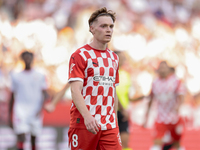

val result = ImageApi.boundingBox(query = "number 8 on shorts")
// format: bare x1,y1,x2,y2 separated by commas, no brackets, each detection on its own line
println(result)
72,134,78,147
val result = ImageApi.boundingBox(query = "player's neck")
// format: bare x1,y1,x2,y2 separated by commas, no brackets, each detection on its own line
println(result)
89,40,107,50
24,66,31,70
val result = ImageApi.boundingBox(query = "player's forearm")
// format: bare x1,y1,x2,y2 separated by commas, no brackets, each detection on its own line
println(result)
129,95,145,102
52,82,70,105
176,95,184,111
8,93,14,120
8,93,14,117
52,87,66,105
71,89,91,118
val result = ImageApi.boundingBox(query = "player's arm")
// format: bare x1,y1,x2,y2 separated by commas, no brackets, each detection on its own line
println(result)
143,94,153,127
70,80,100,134
8,92,14,128
129,95,146,102
176,80,185,112
176,94,184,112
45,82,70,112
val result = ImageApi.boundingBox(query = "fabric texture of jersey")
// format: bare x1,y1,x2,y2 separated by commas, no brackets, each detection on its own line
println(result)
151,75,185,124
11,69,47,126
68,44,119,130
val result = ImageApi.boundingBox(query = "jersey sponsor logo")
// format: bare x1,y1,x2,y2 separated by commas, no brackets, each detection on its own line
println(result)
70,63,75,74
93,76,115,86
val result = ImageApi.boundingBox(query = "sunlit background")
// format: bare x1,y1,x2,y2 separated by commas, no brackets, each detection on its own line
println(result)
1,0,200,150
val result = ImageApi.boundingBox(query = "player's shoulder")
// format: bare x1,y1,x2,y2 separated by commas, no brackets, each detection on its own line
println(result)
108,49,119,60
73,44,90,54
71,44,91,60
31,69,46,78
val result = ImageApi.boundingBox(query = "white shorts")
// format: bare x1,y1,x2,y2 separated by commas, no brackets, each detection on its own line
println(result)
13,113,43,136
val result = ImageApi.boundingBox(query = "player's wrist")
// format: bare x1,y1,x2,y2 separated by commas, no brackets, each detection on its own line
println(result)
82,112,92,119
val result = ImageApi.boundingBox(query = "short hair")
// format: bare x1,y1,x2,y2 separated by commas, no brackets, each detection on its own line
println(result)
88,7,116,26
20,51,33,59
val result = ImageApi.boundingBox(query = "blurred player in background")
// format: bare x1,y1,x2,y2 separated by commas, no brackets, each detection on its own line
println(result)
115,51,132,150
144,61,185,150
67,7,122,150
8,51,48,150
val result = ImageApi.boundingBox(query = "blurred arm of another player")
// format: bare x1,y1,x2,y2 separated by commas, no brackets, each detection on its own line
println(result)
8,92,14,128
118,99,129,122
143,94,153,128
129,95,146,102
70,80,100,134
44,82,70,113
176,94,184,113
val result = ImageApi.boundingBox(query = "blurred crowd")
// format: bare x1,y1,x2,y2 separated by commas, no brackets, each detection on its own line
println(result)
1,0,200,127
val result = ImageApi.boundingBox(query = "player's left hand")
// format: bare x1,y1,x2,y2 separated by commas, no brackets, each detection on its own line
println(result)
44,102,55,113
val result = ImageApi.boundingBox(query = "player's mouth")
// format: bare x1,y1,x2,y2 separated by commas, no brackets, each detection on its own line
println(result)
105,35,111,38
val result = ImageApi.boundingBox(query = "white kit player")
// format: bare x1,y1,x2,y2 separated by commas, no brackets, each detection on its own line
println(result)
8,51,48,150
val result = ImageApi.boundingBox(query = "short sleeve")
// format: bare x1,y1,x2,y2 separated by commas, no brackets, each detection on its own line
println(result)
68,53,86,83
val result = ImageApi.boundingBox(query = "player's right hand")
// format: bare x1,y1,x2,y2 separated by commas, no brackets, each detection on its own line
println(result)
84,115,100,134
44,103,55,113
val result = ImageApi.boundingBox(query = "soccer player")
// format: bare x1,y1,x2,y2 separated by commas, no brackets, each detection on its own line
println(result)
67,7,122,150
144,61,185,150
44,82,70,112
8,51,48,150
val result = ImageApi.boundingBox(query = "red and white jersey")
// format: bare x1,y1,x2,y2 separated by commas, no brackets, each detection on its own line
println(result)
68,44,119,130
151,75,185,124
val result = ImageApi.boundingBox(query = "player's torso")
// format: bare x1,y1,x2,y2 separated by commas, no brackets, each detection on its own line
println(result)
70,46,119,130
13,70,43,104
152,76,179,104
152,76,180,123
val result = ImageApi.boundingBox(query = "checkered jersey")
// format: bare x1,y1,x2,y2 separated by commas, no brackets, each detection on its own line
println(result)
68,44,119,130
151,75,185,124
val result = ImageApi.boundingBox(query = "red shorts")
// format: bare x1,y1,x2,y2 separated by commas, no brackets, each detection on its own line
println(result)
153,118,184,142
68,127,122,150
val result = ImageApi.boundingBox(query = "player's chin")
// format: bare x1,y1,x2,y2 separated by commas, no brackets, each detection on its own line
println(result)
103,39,111,43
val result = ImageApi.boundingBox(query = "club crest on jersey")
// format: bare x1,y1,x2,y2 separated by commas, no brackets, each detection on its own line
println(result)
70,63,75,73
112,61,117,70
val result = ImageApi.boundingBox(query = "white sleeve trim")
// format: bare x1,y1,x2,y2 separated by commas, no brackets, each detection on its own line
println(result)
68,77,84,83
115,83,119,86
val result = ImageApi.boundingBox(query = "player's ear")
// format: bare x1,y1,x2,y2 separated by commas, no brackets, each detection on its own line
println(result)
89,25,94,34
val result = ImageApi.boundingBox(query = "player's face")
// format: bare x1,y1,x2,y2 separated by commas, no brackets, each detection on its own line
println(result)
91,16,114,44
158,63,170,78
23,54,33,67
